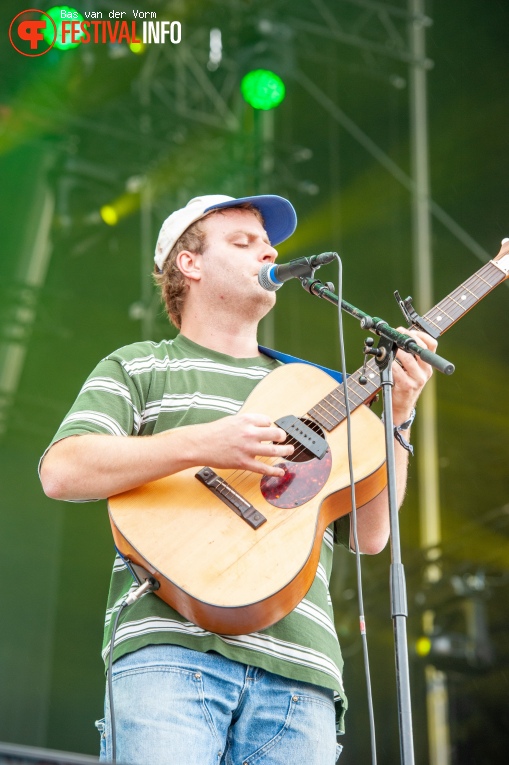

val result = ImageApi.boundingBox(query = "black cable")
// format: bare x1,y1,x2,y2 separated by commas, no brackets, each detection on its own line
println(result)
107,578,157,764
107,600,128,765
334,253,377,765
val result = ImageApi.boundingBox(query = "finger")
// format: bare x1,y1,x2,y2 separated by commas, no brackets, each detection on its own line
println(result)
241,413,274,427
397,326,438,352
256,442,294,459
394,351,431,384
395,330,436,377
244,457,287,478
256,426,288,443
242,417,289,443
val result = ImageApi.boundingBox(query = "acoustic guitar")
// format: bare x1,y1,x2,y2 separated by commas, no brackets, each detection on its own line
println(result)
108,241,509,635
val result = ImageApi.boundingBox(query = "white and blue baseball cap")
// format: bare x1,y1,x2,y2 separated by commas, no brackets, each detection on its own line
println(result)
154,194,297,271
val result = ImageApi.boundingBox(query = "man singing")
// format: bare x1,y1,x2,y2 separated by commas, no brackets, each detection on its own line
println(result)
40,194,436,764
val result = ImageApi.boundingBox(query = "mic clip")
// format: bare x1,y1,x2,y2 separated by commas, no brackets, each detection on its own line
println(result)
300,276,335,295
359,337,386,385
394,290,440,339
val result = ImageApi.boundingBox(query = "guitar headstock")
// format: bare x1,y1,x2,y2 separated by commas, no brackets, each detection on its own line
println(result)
492,238,509,277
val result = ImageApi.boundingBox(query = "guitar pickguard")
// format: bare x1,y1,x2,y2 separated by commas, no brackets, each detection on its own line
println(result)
260,448,332,509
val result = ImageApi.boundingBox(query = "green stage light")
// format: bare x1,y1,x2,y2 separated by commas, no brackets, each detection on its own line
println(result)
42,6,85,50
241,69,286,110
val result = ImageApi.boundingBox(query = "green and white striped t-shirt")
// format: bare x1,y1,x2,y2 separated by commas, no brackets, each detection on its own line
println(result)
46,333,349,731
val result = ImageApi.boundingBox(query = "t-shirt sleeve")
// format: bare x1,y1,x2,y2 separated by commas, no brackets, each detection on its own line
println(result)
51,356,142,441
39,355,144,486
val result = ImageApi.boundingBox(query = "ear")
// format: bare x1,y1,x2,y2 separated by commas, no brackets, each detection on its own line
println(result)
176,250,202,282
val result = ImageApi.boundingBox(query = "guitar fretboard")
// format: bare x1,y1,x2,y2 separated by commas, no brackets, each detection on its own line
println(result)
308,259,507,432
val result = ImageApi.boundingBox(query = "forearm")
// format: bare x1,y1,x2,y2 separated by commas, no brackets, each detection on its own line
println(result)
351,437,410,554
40,428,211,501
40,413,294,502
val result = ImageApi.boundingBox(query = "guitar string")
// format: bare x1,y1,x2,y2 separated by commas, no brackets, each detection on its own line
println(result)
218,419,329,499
222,433,305,495
426,268,496,325
214,372,387,504
225,420,326,488
219,386,371,498
216,368,379,497
219,429,314,497
228,418,325,487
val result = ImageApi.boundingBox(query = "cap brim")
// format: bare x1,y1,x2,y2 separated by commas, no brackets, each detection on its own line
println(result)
204,194,297,246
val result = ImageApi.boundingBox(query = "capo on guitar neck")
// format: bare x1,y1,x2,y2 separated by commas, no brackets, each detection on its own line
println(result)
394,290,441,339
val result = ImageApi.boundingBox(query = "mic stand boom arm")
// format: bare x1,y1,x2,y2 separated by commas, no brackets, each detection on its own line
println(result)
299,275,454,765
300,276,454,375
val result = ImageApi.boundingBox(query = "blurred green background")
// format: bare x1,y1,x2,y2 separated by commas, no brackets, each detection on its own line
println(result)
1,1,508,763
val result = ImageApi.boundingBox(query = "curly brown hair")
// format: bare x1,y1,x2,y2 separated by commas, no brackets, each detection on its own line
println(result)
154,203,264,329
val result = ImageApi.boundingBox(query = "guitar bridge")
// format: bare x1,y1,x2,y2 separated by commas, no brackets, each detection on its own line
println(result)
195,467,267,529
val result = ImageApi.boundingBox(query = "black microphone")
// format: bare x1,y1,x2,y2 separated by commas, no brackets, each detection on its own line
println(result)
258,252,336,292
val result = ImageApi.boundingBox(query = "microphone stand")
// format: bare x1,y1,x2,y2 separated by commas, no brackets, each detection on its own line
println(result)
299,274,454,765
300,277,454,375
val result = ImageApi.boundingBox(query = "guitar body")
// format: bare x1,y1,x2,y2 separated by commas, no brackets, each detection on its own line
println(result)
108,363,387,635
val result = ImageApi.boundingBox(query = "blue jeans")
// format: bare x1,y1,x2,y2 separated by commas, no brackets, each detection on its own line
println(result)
96,644,342,764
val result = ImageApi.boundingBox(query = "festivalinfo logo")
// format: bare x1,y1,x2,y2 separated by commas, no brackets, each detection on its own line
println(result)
9,6,182,57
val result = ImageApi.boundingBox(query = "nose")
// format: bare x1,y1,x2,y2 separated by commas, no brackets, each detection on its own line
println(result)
261,242,278,263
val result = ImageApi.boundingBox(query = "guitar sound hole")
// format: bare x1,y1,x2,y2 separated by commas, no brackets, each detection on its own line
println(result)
284,418,325,463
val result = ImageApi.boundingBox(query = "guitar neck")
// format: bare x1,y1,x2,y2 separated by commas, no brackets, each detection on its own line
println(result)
308,253,509,432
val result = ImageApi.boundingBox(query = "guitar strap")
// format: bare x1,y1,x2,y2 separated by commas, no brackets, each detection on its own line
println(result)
258,345,343,383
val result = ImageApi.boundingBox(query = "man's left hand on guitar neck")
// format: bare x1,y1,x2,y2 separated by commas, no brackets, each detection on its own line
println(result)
391,327,438,425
